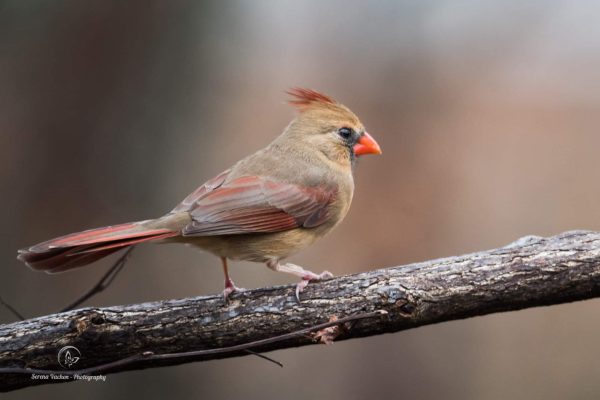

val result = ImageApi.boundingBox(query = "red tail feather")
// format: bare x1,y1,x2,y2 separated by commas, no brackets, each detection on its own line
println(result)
18,222,178,273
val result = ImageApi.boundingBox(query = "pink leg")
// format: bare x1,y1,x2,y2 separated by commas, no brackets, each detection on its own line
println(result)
221,257,244,302
266,260,333,301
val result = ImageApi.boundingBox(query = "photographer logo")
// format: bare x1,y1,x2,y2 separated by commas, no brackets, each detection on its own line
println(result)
57,346,81,369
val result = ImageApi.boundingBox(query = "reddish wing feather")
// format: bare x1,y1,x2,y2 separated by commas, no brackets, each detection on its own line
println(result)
171,169,231,213
182,176,336,236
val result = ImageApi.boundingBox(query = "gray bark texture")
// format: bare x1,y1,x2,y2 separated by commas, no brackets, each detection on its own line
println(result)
1,230,599,391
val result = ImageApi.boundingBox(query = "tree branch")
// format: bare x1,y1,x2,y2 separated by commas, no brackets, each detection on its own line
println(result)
1,230,599,391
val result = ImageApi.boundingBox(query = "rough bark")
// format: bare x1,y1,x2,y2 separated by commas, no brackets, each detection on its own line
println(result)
1,230,599,391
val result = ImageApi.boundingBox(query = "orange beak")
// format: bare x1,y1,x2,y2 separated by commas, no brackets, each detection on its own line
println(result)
353,132,382,156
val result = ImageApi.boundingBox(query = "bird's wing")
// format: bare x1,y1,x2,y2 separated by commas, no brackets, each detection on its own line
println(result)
171,169,231,213
180,175,336,236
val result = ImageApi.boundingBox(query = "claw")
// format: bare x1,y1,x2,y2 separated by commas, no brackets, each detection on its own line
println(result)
295,280,308,302
295,270,333,302
222,278,245,304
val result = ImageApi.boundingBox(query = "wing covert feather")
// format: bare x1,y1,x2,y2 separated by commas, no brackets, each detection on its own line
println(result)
180,176,336,236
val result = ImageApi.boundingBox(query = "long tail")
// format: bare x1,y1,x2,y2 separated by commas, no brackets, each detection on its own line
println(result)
17,221,178,273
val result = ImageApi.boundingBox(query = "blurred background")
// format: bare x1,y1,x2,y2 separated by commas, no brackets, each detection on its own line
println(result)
1,0,599,398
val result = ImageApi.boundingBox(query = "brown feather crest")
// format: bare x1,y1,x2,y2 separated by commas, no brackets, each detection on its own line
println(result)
286,87,337,111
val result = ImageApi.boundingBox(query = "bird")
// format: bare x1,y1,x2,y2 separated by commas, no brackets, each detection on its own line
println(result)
17,88,382,301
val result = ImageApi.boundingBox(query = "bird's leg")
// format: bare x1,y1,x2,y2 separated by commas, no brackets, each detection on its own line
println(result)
221,257,244,302
266,260,333,301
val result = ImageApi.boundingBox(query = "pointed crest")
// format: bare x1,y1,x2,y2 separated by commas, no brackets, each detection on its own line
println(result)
286,87,337,112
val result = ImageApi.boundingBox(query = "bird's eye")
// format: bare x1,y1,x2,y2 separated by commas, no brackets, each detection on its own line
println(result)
338,127,353,139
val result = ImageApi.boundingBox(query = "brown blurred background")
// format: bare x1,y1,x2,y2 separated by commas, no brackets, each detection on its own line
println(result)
1,1,599,399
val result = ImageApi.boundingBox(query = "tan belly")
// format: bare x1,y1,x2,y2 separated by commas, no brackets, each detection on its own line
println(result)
175,227,324,262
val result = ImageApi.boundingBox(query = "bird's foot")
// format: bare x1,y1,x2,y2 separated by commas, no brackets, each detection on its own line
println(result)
295,270,333,302
265,260,334,302
222,278,245,303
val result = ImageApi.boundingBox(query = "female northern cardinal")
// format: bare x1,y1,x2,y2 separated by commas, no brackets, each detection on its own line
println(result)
17,88,381,300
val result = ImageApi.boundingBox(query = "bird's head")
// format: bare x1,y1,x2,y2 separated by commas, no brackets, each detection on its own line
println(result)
282,88,381,166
